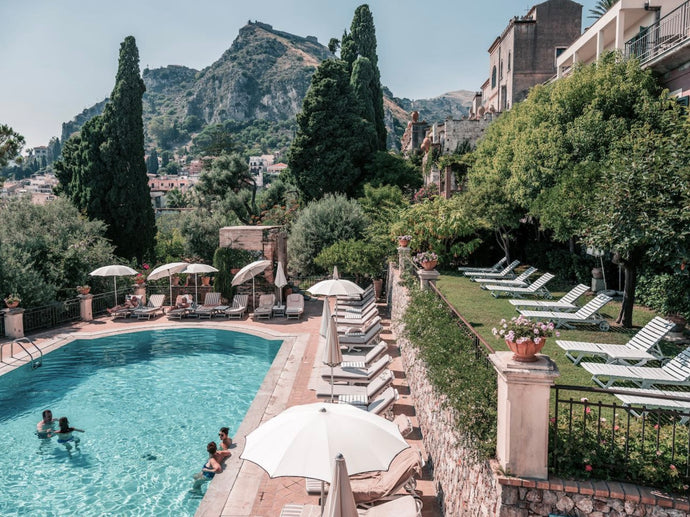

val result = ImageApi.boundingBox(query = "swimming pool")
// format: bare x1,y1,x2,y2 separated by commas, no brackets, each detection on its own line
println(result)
0,327,282,516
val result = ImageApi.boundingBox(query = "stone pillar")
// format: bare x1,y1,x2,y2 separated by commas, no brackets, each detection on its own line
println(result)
79,294,93,321
133,285,146,304
418,269,440,291
3,308,25,338
489,351,559,479
397,246,410,270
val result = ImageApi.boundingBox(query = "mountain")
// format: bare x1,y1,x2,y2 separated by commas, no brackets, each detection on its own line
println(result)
61,22,473,155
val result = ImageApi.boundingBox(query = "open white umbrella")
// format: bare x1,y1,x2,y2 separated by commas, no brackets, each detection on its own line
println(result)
323,315,342,403
147,262,188,306
180,263,219,304
322,454,358,517
241,402,408,513
274,261,288,306
89,265,139,306
231,259,271,308
309,270,363,316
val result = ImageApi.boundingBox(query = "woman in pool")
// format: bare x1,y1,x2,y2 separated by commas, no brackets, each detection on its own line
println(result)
54,417,84,449
217,427,232,459
196,442,222,480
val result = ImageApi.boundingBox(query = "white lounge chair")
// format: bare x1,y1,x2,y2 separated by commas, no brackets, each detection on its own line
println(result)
484,273,554,298
509,283,589,311
475,267,538,287
252,294,275,320
348,387,399,418
285,293,304,319
518,293,613,330
321,354,392,385
280,495,421,517
581,346,690,388
613,387,690,423
341,341,387,365
315,370,394,401
338,321,383,348
167,294,193,319
223,294,249,319
337,315,382,335
133,294,166,320
464,259,519,279
335,304,379,323
109,294,142,319
458,257,507,273
338,285,375,307
556,316,675,365
191,292,222,318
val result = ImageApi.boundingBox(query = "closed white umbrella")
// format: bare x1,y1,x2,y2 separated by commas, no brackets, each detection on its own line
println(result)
274,261,288,306
320,298,331,338
147,262,188,306
180,263,219,304
232,259,271,308
322,454,358,517
89,265,139,306
323,315,342,403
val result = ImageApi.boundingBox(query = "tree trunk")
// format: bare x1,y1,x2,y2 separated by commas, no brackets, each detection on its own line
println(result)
616,263,637,327
495,227,511,264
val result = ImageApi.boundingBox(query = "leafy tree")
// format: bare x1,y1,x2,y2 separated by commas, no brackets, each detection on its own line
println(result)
315,240,387,282
0,197,116,306
288,194,369,275
212,246,253,301
288,59,376,200
146,148,159,174
589,0,619,19
0,125,25,168
165,188,190,208
363,151,422,194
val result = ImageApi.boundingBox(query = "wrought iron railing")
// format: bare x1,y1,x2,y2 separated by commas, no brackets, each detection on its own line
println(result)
625,1,690,65
551,384,689,491
22,299,82,333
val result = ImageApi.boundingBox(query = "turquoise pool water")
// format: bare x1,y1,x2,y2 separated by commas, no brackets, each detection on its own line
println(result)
0,328,282,516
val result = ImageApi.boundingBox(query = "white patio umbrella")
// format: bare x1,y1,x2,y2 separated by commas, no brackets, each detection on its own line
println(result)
89,264,139,306
146,262,188,306
180,263,219,304
322,454,358,517
231,259,271,308
241,402,408,514
309,270,364,316
323,315,342,403
319,298,331,338
274,261,288,306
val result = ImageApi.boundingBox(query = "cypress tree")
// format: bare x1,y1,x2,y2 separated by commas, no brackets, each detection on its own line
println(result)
147,148,159,175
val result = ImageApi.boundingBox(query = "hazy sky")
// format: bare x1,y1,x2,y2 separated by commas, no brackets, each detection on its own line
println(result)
0,0,599,149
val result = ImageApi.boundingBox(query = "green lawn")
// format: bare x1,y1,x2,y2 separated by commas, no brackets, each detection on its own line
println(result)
436,270,669,389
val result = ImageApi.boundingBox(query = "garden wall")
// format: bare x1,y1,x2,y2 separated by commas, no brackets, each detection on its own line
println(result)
389,266,690,517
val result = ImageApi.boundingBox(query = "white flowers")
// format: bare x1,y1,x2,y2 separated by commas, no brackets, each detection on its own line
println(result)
492,316,559,344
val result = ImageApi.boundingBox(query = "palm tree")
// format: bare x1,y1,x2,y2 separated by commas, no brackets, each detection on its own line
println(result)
588,0,619,20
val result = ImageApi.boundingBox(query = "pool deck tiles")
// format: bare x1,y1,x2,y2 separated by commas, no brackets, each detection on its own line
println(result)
0,298,440,517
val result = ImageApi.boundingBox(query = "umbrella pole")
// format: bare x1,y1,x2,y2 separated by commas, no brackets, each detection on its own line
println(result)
195,273,198,305
321,480,325,515
252,276,255,309
168,272,173,308
330,366,335,403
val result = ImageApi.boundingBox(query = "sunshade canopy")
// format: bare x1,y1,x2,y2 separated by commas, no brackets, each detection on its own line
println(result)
308,279,363,298
231,260,271,286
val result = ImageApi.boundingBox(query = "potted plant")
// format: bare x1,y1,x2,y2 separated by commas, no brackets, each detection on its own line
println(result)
492,316,559,362
397,235,412,248
414,251,439,271
134,273,146,286
76,285,91,295
4,293,21,309
201,275,211,286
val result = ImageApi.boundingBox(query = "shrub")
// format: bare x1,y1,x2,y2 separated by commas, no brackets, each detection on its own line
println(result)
637,273,690,319
213,247,254,301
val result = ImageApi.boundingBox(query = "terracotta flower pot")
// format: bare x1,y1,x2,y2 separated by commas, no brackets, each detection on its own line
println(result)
77,286,91,295
201,276,211,286
5,300,19,309
421,260,437,271
505,337,546,362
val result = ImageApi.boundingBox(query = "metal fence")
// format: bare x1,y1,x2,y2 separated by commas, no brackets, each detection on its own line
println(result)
22,298,82,334
625,0,690,65
550,384,689,490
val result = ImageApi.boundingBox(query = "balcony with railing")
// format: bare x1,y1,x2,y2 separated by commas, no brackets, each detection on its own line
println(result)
625,1,690,72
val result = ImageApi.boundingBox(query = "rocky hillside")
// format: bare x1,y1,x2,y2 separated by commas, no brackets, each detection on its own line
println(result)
61,21,472,154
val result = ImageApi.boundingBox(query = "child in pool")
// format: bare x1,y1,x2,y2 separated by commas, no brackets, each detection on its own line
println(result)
54,416,84,450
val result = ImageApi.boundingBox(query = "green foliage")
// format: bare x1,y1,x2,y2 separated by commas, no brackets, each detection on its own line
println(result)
362,151,422,194
165,188,190,208
0,125,25,168
588,0,619,19
288,194,369,275
636,273,690,319
146,148,159,174
403,288,497,458
315,239,387,280
212,247,253,301
154,213,186,264
0,197,116,306
287,59,376,200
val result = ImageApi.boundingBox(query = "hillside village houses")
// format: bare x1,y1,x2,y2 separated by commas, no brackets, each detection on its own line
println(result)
414,0,690,197
1,173,58,205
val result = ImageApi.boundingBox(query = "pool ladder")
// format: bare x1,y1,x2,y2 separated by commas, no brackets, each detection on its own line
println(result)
1,337,43,369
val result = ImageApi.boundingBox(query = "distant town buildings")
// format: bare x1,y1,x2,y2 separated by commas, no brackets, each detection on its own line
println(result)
1,173,58,205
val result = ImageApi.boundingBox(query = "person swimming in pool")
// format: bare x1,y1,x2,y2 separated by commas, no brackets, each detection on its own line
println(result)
36,409,57,439
54,416,84,450
217,427,232,459
194,442,222,481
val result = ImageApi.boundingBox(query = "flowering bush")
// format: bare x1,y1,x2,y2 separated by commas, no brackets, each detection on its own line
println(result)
76,285,90,294
397,235,412,242
492,315,558,343
415,251,438,264
134,273,146,285
4,293,20,304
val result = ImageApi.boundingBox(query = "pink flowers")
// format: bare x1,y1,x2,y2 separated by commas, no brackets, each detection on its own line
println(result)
491,316,559,344
585,464,593,472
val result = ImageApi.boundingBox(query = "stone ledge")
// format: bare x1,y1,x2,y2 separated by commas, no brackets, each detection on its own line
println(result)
497,476,689,510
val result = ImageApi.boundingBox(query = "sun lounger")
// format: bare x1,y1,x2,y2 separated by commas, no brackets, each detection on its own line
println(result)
484,273,554,298
464,259,519,279
167,294,194,319
338,285,375,307
285,293,305,319
280,496,422,517
458,257,507,273
581,346,690,388
322,354,392,385
133,294,166,320
341,341,387,365
305,447,424,506
556,316,675,365
315,370,394,401
252,294,275,320
337,316,382,335
110,295,142,319
613,387,690,423
220,294,248,319
518,293,613,331
338,322,383,348
335,304,379,322
340,387,399,419
508,283,589,312
191,292,222,318
475,267,537,287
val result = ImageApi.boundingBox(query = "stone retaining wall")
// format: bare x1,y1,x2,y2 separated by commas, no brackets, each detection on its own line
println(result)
389,267,690,517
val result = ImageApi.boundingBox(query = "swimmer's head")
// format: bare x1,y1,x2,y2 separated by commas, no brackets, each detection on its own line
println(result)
207,442,217,455
42,409,52,421
58,417,69,432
